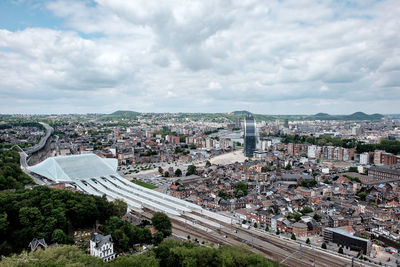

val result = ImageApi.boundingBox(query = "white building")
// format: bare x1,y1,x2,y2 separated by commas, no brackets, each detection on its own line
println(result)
90,233,116,261
307,145,317,158
360,153,369,165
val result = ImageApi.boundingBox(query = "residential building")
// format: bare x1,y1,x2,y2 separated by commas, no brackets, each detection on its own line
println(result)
90,233,116,262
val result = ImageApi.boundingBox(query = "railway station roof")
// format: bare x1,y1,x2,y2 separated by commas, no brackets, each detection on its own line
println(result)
28,154,118,183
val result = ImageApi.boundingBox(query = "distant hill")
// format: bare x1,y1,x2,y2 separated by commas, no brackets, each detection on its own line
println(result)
307,112,383,121
232,110,252,115
98,110,140,121
97,110,383,122
110,110,140,117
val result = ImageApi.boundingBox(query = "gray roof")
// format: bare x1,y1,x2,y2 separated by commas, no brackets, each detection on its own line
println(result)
29,238,48,251
324,227,369,242
91,233,113,248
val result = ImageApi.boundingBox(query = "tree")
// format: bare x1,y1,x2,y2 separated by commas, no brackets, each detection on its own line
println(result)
300,206,314,214
253,222,258,228
321,242,327,249
276,230,280,235
291,233,296,240
242,220,247,224
51,229,69,244
235,181,248,197
0,213,9,236
187,235,191,240
265,226,269,232
186,165,196,176
113,229,130,251
111,199,128,217
114,253,159,266
0,245,103,266
164,171,170,177
205,160,211,167
152,212,172,237
349,166,358,173
357,192,367,201
153,231,164,245
338,246,344,254
174,169,182,177
158,167,164,174
313,213,322,221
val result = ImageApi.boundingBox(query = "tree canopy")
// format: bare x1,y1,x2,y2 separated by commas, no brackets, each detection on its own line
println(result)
174,169,182,177
0,186,117,256
151,212,172,238
99,216,152,252
186,165,196,176
0,150,34,190
235,181,248,198
0,240,281,267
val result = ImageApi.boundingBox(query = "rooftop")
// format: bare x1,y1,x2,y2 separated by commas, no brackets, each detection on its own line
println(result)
28,154,118,183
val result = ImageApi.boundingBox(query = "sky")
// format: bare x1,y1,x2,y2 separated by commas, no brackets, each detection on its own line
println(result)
0,0,399,115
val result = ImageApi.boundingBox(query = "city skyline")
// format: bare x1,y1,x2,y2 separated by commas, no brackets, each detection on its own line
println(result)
0,0,399,114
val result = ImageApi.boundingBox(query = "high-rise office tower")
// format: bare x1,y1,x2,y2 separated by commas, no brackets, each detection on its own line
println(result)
284,119,289,128
235,117,241,129
244,114,256,157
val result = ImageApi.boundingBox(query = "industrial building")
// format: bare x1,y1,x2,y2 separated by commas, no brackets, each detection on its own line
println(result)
323,227,371,255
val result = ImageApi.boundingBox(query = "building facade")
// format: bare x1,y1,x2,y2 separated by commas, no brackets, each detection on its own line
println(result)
90,233,116,261
323,228,371,255
244,114,256,157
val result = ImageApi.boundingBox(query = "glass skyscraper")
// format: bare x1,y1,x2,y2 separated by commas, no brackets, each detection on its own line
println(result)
244,114,256,157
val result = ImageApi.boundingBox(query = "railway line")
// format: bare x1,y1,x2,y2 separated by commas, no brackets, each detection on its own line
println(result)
143,208,371,267
191,210,375,267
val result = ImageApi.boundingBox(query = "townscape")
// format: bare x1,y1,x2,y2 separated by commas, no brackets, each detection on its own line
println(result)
1,111,400,266
1,1,400,266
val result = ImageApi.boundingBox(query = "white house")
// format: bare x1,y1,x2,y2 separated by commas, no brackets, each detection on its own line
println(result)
90,233,116,262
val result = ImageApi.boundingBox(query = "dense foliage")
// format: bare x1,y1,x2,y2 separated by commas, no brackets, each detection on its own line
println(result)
300,179,317,188
186,165,196,176
0,186,124,256
151,212,172,238
0,150,34,190
278,134,400,155
99,216,152,252
0,240,281,267
235,181,248,197
279,134,357,148
356,139,400,155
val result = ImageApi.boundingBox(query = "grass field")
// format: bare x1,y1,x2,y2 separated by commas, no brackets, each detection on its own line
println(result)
131,180,158,189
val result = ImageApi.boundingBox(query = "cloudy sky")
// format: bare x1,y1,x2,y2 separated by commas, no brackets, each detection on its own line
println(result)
0,0,399,114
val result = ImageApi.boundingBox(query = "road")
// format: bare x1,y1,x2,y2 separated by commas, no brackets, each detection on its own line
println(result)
25,122,53,155
17,122,53,185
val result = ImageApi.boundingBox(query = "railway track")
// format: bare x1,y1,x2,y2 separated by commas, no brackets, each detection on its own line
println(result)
191,211,374,267
142,208,375,267
141,208,236,246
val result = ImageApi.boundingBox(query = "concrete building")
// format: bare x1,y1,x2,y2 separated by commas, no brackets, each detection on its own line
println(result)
359,153,370,165
307,145,316,158
323,228,371,255
368,165,400,181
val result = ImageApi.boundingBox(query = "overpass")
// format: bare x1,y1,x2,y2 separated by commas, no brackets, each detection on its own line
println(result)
25,122,54,155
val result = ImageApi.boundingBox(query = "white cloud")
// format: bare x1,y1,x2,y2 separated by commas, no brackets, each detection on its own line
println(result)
0,0,399,114
320,85,329,92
